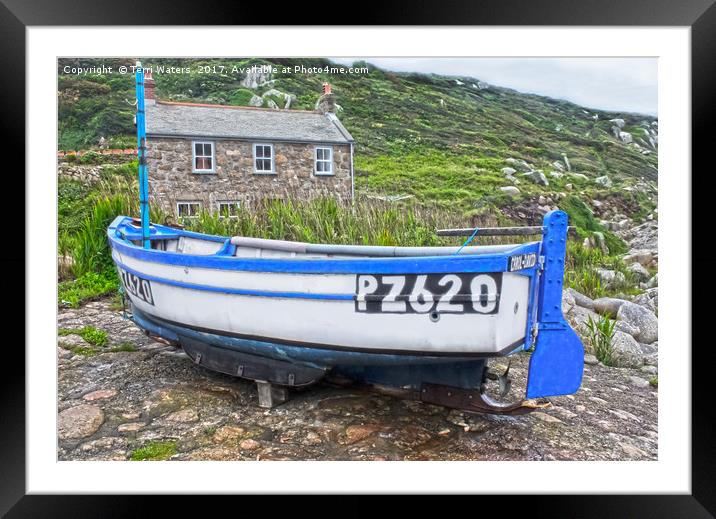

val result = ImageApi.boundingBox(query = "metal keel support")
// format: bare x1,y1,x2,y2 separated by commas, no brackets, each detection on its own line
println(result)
526,210,584,399
135,61,151,249
256,381,289,408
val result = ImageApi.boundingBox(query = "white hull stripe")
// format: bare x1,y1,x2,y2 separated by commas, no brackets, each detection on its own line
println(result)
116,260,353,301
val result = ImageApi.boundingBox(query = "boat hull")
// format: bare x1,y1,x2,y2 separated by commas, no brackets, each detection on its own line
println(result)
113,250,533,356
108,210,584,400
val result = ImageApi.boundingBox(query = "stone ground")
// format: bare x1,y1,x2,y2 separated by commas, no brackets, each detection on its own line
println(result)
57,300,657,461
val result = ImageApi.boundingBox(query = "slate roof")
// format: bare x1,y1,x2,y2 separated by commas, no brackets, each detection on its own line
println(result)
146,101,354,144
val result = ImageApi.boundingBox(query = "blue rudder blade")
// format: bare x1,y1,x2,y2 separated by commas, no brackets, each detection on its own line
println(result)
526,210,584,399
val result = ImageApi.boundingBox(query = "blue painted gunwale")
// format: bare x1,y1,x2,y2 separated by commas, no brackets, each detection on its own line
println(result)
108,215,543,275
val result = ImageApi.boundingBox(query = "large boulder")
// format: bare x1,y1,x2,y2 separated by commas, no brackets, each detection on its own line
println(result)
566,288,595,310
611,331,656,368
628,262,651,282
632,287,658,313
527,170,549,186
623,250,655,268
617,301,658,344
609,118,626,129
619,131,633,144
500,186,520,197
505,158,532,172
593,297,628,317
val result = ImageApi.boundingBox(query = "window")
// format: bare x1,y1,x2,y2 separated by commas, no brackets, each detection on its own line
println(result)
253,143,274,173
177,202,201,218
315,146,333,175
192,141,215,173
217,201,240,218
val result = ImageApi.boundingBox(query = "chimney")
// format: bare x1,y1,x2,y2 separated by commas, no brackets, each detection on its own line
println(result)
316,82,336,113
144,68,156,105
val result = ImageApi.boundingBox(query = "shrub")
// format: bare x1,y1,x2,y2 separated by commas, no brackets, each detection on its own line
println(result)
584,314,617,366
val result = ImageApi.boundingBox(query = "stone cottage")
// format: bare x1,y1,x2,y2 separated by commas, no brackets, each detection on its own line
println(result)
143,74,355,218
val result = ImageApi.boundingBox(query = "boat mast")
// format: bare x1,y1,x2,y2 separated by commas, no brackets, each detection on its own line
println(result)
135,60,151,249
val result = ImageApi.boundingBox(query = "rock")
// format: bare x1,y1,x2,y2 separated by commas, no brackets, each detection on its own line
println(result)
628,262,650,282
117,422,146,432
595,176,612,188
628,376,651,389
584,354,599,365
501,167,517,176
611,331,653,367
83,389,118,401
562,154,571,171
166,408,199,423
646,274,658,288
565,183,573,191
623,250,654,267
640,365,658,375
631,287,658,313
565,288,594,310
58,404,104,440
569,305,600,334
562,289,576,314
609,118,626,129
240,439,261,451
616,302,658,344
529,170,549,186
344,424,381,444
248,94,263,107
531,412,564,424
570,173,589,181
596,269,625,288
213,426,246,443
619,132,633,144
499,186,520,196
592,199,603,208
618,442,647,458
505,158,532,172
549,171,564,179
615,320,640,338
552,161,565,171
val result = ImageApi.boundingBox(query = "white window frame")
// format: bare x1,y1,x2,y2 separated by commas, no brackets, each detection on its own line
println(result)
192,141,215,173
217,200,241,218
176,201,202,219
252,143,275,174
314,146,334,176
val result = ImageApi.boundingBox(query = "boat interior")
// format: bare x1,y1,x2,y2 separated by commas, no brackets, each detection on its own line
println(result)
118,217,532,259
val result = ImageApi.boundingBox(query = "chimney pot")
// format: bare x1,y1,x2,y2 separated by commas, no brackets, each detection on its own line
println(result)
144,68,156,104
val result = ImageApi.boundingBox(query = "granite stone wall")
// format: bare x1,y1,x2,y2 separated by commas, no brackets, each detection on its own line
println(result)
146,137,352,215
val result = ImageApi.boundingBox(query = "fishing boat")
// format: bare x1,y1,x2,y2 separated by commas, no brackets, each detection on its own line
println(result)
109,63,584,414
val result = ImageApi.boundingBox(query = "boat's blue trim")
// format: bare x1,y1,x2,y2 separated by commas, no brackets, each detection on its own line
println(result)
114,258,354,301
108,217,542,275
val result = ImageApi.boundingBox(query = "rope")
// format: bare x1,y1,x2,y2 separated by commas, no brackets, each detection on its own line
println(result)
454,227,479,255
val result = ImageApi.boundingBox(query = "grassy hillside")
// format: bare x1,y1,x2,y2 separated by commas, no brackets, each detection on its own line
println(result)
57,58,657,306
58,58,657,213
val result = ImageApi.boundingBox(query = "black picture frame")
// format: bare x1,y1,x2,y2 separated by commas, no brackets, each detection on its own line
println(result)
3,0,709,515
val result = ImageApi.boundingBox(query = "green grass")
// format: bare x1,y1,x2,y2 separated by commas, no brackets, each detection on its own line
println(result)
58,271,118,308
58,325,108,346
109,341,136,353
564,241,639,299
584,314,617,366
130,440,178,461
58,342,99,357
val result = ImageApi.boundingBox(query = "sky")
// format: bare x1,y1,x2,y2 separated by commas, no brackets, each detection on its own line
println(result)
330,57,657,116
